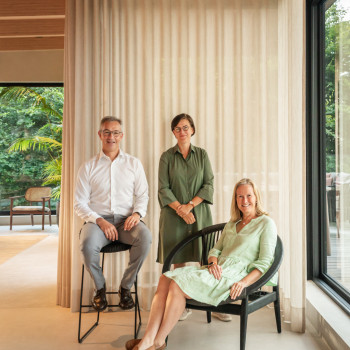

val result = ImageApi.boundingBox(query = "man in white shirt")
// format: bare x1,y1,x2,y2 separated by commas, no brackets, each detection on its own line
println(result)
74,116,152,311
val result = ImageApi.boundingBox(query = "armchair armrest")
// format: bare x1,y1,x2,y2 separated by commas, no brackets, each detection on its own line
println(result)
221,238,283,303
245,235,283,295
9,195,24,209
41,196,51,210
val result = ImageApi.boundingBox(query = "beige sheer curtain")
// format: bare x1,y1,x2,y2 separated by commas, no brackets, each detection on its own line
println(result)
57,0,305,332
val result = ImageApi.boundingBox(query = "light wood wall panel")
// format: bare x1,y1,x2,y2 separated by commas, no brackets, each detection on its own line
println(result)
0,19,64,37
0,37,64,51
0,0,65,18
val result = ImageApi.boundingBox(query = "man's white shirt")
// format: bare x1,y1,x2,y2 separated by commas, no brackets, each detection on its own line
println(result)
74,150,149,223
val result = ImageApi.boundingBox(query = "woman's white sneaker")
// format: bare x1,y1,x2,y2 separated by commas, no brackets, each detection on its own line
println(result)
179,308,192,321
212,312,232,322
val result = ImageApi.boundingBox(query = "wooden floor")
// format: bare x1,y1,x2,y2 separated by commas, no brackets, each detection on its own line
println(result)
0,228,326,350
327,222,350,291
0,234,48,265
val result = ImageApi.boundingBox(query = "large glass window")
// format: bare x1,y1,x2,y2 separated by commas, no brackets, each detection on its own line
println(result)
307,0,350,314
0,85,63,213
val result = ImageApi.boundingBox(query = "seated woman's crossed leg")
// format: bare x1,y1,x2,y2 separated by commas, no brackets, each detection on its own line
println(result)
126,275,189,350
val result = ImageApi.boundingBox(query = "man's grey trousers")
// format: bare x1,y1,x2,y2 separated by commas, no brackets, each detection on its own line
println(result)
80,214,152,290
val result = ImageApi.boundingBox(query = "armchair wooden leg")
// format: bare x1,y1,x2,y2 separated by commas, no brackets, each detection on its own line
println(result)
49,212,52,226
240,299,248,350
274,286,282,333
31,214,34,226
10,213,13,230
42,213,45,230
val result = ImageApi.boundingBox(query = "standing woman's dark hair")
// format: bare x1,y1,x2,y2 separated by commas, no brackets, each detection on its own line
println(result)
171,113,196,136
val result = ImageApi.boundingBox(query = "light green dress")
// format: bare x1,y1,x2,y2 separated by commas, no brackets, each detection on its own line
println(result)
157,145,214,264
164,215,278,306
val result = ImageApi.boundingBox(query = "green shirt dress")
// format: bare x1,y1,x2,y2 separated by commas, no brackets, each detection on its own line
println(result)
157,144,214,264
164,215,278,306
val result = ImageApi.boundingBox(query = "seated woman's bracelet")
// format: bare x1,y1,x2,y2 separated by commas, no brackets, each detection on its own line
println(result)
208,261,217,266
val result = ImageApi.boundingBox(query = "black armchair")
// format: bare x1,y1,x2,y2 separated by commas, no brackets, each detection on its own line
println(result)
162,223,284,350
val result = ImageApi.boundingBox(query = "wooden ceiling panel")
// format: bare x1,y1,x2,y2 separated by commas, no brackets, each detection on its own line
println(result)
0,19,64,37
0,0,65,18
0,0,65,51
0,37,64,51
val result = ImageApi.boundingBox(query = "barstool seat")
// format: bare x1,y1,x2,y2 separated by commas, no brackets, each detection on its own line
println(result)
78,241,142,343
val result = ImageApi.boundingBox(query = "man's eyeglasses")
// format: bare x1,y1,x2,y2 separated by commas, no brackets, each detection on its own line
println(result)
101,129,123,137
174,125,190,133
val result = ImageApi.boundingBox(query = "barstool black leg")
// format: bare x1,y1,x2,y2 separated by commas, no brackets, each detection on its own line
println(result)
78,265,99,343
134,277,142,338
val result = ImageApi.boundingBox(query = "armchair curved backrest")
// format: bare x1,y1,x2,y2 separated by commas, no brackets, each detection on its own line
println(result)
25,187,51,202
162,222,225,273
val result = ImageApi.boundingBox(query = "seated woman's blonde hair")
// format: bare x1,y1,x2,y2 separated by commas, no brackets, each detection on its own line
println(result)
230,178,268,222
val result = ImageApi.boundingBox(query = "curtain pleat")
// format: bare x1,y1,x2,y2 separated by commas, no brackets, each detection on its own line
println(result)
58,0,305,332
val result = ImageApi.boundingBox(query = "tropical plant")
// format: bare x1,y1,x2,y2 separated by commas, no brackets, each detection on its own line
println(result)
0,86,63,199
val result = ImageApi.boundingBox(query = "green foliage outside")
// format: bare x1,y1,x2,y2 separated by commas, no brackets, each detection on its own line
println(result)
0,86,63,212
325,3,350,173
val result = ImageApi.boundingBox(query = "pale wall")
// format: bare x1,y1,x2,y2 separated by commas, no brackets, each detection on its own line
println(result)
0,50,64,82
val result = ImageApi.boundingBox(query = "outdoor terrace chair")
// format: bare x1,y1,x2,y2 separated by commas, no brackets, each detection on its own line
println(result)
162,222,284,350
9,187,52,230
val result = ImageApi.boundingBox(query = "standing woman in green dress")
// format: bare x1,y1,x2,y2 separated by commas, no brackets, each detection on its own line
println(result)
157,113,214,267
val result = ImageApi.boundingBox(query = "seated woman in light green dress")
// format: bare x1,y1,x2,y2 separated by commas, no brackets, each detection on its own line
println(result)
125,178,278,350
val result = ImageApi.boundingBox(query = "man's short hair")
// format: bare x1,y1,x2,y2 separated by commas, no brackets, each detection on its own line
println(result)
100,116,122,129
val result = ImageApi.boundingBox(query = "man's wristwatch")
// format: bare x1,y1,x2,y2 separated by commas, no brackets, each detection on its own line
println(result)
134,212,142,218
208,261,217,267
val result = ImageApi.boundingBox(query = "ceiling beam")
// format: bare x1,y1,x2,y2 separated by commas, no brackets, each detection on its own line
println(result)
0,37,64,51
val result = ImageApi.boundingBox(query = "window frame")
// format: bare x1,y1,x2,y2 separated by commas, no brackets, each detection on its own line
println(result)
306,0,350,314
